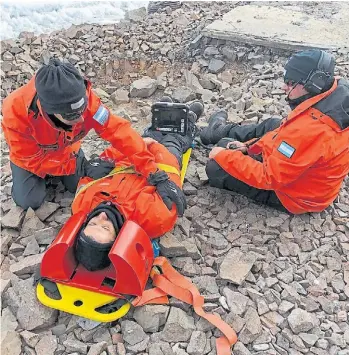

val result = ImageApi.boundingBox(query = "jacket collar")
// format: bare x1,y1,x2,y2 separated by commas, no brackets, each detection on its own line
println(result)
287,79,338,122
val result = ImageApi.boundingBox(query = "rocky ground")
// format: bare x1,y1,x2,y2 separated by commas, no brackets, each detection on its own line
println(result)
1,2,349,355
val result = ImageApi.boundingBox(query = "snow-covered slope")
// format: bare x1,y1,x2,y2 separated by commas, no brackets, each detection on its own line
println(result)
0,0,149,40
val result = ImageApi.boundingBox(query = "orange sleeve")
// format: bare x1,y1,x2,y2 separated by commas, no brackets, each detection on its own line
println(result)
85,89,158,178
1,115,76,178
213,133,325,190
131,188,178,239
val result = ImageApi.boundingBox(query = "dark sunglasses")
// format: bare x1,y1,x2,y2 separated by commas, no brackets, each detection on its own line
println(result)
59,111,84,121
56,101,87,121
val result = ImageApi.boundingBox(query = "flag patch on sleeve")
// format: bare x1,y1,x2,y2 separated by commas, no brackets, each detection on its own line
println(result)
93,105,109,125
277,141,295,158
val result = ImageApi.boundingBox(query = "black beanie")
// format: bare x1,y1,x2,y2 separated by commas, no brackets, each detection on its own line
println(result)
284,49,335,84
75,202,125,272
35,58,87,114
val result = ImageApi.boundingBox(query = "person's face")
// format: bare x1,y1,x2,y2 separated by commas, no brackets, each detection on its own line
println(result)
282,80,309,100
83,212,117,244
53,113,84,125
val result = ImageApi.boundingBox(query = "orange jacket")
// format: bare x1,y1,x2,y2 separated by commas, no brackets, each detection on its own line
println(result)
72,141,182,238
214,79,349,214
1,77,157,178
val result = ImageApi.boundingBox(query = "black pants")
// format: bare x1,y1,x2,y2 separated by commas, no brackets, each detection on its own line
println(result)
11,150,84,210
206,118,289,212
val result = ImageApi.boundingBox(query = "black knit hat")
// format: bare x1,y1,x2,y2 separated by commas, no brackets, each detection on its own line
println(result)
35,58,87,115
75,203,124,272
284,49,335,84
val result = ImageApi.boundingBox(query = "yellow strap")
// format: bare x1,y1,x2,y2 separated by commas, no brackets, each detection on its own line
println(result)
75,149,192,199
180,148,192,184
157,163,180,177
75,166,136,197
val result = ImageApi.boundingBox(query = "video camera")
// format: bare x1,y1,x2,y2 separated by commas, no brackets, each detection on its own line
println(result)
150,102,189,136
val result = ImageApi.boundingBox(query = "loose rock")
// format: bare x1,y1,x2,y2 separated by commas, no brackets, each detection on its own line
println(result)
239,307,263,344
160,307,195,342
133,305,169,332
287,308,319,334
121,320,147,346
130,77,158,98
35,334,58,355
219,249,257,285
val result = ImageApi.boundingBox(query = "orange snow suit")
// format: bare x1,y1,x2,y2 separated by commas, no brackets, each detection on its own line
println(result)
214,79,349,214
72,141,182,238
1,77,157,179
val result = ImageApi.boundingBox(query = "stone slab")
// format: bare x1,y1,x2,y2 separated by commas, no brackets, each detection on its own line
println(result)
202,4,349,50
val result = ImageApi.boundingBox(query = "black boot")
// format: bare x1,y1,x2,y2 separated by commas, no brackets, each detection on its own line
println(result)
159,96,173,103
188,101,204,138
200,110,233,145
188,101,204,122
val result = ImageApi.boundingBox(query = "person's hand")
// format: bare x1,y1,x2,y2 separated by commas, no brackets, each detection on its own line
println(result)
76,154,115,180
209,147,225,159
226,140,247,154
143,137,157,146
85,155,115,180
147,170,187,216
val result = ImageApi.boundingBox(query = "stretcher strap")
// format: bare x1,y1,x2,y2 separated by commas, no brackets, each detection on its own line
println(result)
75,150,191,200
132,257,238,355
180,148,192,184
75,162,182,199
157,163,180,177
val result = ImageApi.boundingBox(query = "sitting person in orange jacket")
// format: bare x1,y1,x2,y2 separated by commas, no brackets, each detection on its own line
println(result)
201,49,349,214
71,97,203,271
1,58,184,214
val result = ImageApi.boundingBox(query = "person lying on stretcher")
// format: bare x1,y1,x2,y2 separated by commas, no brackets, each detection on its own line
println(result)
73,97,204,271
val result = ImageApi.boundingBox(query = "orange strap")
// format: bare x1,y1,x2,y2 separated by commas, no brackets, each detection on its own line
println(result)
132,288,168,307
132,257,237,355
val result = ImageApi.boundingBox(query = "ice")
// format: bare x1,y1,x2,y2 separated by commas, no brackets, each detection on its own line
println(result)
0,0,149,40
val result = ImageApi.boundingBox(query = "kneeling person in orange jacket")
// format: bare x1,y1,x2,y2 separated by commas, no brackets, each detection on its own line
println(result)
201,49,349,214
1,58,177,211
72,97,203,271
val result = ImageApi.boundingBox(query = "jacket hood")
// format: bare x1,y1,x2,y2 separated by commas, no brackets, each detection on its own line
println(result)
314,78,349,130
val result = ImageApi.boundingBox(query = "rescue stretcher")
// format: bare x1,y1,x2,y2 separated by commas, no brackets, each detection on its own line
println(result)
36,148,192,323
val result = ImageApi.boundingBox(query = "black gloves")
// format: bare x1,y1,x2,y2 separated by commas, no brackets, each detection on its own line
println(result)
148,170,187,217
76,154,115,180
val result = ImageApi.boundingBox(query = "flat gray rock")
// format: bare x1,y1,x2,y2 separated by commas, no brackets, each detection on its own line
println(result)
10,253,43,275
130,77,158,98
287,308,319,334
203,4,349,50
35,334,58,355
12,278,58,331
239,307,263,344
133,305,169,333
1,206,25,230
219,249,257,285
121,320,147,346
35,201,60,221
160,307,195,342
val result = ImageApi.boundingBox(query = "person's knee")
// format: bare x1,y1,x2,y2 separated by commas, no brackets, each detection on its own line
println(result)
12,181,46,210
206,159,225,188
217,137,235,148
63,178,79,193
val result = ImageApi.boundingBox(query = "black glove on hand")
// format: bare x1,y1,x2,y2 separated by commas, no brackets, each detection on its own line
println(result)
76,154,115,180
148,170,187,217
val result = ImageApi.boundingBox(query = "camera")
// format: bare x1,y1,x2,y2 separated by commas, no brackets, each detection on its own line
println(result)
150,102,189,136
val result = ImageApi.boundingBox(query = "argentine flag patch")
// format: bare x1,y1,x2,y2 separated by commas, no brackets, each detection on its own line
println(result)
93,104,109,125
277,141,296,158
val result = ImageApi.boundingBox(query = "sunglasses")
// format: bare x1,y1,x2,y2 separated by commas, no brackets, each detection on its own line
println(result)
58,111,84,121
54,103,87,122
